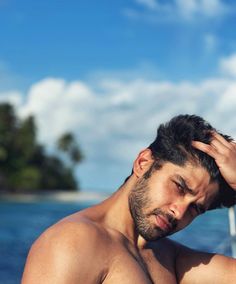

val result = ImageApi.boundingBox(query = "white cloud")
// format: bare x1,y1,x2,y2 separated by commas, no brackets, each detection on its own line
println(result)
128,0,231,22
19,78,95,145
219,53,236,77
215,83,236,112
177,0,228,18
1,54,236,191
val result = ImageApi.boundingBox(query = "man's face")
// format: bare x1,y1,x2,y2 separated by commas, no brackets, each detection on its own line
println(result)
128,162,219,241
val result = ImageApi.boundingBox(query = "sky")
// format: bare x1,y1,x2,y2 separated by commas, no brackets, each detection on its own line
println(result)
1,0,236,193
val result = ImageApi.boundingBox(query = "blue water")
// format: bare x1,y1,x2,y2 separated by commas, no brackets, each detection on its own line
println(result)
0,201,232,284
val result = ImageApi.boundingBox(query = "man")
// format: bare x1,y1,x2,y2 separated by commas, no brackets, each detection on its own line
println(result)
22,114,236,283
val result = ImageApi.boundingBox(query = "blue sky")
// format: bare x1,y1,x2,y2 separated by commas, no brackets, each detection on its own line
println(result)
1,0,236,192
2,0,236,85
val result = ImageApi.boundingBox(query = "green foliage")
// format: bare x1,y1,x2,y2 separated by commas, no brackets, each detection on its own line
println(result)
9,167,41,192
57,132,84,169
0,103,83,192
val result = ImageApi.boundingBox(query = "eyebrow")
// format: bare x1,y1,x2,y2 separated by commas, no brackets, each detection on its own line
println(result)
176,175,197,196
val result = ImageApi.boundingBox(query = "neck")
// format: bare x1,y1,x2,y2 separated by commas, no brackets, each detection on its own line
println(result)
98,175,139,244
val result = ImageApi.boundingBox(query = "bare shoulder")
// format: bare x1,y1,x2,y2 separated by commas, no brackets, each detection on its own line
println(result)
22,219,111,284
145,238,236,284
174,241,236,284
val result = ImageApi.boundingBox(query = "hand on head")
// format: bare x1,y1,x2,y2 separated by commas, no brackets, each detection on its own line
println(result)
192,132,236,190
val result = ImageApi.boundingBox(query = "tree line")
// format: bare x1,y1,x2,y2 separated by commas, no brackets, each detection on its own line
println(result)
0,103,83,193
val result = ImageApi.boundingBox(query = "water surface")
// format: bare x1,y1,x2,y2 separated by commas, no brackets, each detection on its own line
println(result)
0,201,232,284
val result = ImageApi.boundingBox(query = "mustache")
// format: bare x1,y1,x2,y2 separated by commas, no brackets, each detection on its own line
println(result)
149,208,178,230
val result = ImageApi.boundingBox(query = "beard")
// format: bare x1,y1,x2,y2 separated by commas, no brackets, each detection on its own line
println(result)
128,177,177,241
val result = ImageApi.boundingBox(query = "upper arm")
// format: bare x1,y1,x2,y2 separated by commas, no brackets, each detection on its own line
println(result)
21,221,108,284
175,244,236,284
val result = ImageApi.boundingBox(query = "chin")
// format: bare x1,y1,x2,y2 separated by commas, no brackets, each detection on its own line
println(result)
140,228,170,242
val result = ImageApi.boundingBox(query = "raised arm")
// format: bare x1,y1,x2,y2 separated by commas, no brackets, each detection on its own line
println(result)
21,221,107,284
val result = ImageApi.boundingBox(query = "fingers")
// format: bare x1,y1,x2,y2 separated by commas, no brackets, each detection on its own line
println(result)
212,133,236,157
192,132,236,160
191,141,218,159
210,137,230,154
211,132,232,149
193,133,236,190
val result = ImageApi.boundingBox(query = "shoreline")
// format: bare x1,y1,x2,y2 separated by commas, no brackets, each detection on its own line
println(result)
0,190,110,203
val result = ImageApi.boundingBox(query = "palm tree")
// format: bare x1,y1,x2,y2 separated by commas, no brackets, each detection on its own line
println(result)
57,132,84,170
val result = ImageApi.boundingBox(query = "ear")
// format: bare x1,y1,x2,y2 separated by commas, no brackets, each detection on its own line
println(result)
133,148,154,178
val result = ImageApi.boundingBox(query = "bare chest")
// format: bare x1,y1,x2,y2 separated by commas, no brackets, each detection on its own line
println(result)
141,247,177,284
103,246,177,284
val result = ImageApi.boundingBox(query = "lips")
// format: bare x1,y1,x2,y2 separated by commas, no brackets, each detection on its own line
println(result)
155,215,172,231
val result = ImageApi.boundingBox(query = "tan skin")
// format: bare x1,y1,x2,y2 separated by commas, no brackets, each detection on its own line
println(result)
22,133,236,284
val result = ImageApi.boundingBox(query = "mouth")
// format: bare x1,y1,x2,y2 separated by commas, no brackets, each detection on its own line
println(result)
155,215,172,232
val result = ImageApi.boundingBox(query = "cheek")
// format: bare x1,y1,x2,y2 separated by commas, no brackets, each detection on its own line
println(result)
147,180,179,210
148,190,172,211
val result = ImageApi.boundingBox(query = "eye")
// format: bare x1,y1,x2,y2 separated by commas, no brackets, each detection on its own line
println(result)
174,182,185,195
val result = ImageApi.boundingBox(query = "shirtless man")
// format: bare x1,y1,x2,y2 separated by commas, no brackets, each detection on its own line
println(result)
22,114,236,283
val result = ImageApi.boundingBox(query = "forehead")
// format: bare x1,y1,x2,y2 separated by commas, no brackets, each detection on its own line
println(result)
156,161,209,180
151,161,219,199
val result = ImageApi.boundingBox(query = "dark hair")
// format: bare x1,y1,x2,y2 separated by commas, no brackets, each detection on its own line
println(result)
146,114,236,210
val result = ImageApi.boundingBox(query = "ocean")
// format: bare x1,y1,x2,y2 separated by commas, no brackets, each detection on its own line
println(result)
0,200,233,284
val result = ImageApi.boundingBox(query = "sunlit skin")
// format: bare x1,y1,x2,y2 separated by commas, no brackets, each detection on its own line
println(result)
22,132,236,284
129,162,219,241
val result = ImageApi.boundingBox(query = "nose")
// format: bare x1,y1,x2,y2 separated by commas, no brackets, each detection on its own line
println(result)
169,202,189,220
